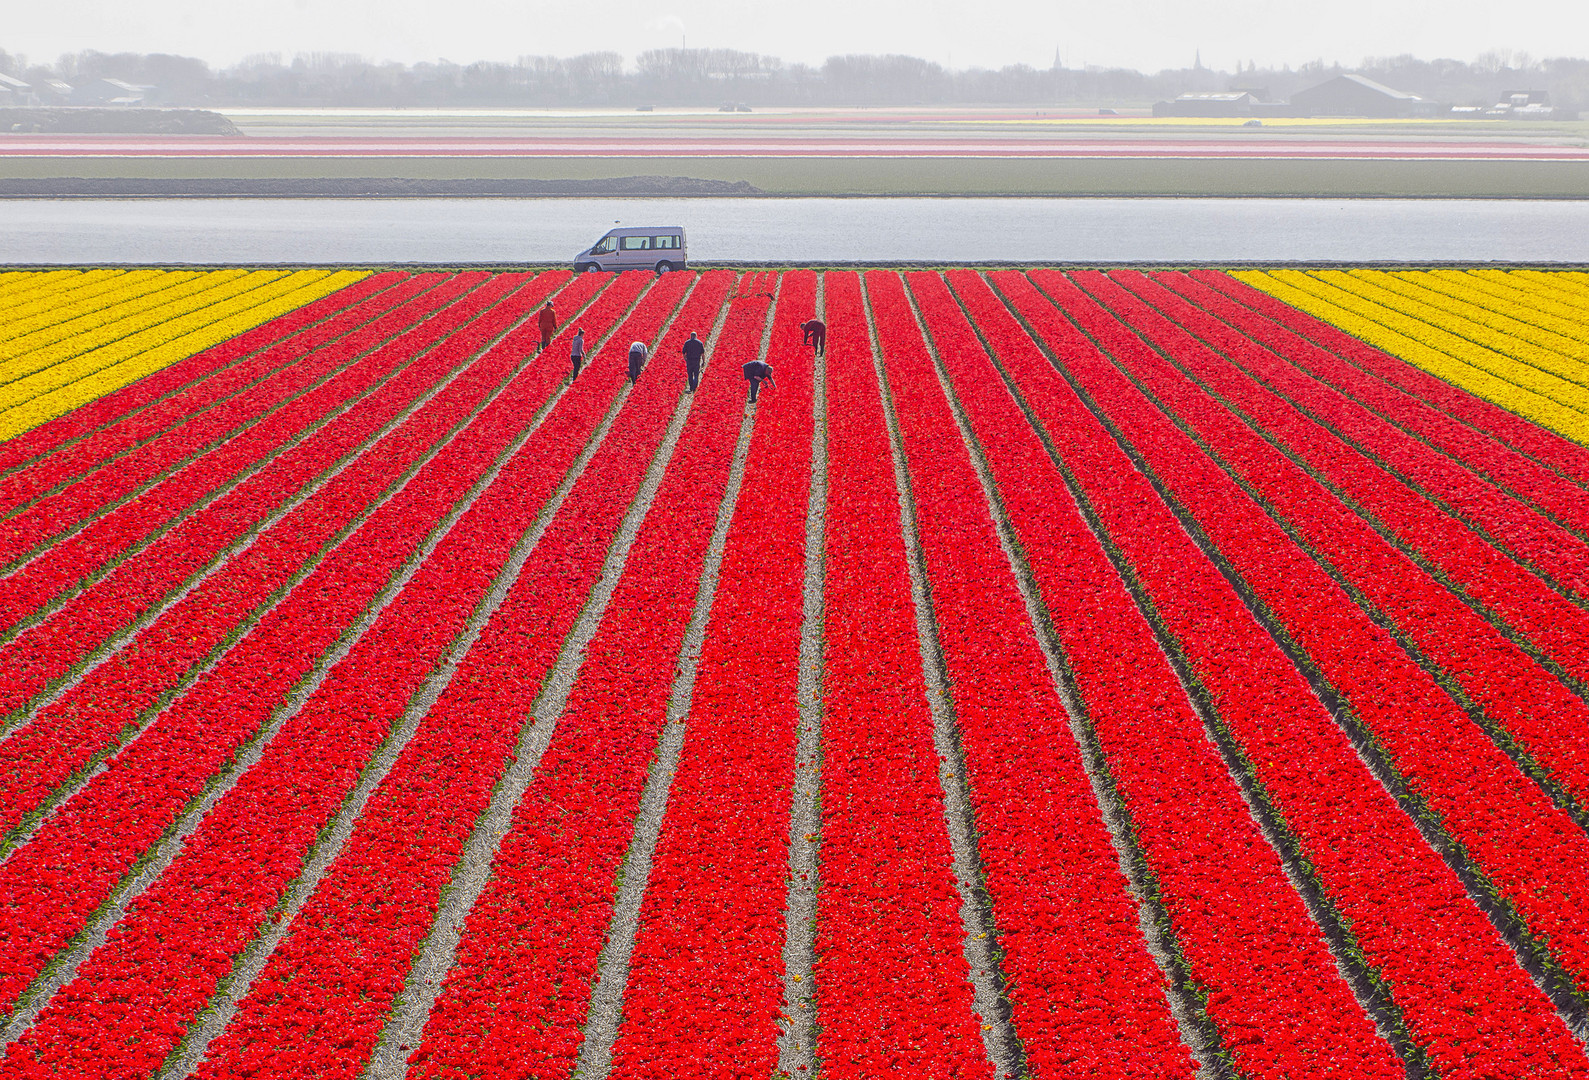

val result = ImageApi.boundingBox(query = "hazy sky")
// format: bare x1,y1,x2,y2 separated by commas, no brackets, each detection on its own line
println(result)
5,0,1579,73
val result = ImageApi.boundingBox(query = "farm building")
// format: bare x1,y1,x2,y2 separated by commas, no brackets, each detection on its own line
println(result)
1290,73,1443,117
74,77,150,106
0,73,37,105
1153,92,1258,117
1488,89,1554,118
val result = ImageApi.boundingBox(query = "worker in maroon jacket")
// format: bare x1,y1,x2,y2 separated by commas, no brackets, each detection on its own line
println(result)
742,358,774,402
682,331,706,392
537,301,558,351
800,318,826,357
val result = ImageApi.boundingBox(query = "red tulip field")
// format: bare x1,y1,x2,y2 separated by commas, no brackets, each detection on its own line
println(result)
1,265,1588,1079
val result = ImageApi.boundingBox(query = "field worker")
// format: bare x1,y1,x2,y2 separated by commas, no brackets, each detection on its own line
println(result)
628,340,649,384
538,301,558,351
570,327,586,378
742,358,774,403
801,318,826,357
682,331,706,392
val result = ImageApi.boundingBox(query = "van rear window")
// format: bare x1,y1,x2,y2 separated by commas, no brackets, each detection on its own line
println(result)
653,235,681,250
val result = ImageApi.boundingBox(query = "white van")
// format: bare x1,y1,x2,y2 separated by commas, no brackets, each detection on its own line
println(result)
573,227,688,274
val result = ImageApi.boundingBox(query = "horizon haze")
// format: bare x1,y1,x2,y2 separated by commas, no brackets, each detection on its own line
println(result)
4,0,1582,76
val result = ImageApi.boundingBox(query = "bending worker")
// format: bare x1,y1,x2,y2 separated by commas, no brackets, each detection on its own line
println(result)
682,331,706,392
628,340,649,384
801,317,826,357
742,358,774,403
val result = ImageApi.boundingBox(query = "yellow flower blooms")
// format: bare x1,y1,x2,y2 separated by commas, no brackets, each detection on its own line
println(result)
1236,269,1589,446
0,269,369,441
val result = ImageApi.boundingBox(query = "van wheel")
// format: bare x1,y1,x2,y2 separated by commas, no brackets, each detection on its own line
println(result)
580,263,601,274
655,261,673,274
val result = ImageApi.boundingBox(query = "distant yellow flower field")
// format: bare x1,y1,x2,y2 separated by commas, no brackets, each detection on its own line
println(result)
975,116,1492,127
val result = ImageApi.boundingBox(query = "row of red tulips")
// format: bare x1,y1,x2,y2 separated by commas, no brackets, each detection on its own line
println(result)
918,268,1405,1079
191,269,700,1079
967,268,1587,1077
0,271,651,1076
0,271,494,719
606,270,814,1078
1024,268,1589,1001
0,273,562,845
409,269,760,1079
867,268,1198,1077
812,270,985,1076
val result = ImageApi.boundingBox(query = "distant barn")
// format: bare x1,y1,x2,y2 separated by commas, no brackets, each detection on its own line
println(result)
1152,92,1258,118
74,78,150,106
1289,74,1441,118
0,73,34,105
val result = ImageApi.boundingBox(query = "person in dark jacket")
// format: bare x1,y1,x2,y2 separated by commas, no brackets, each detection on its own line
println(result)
801,318,826,357
569,328,585,378
682,331,706,392
537,301,558,351
742,359,774,402
628,340,649,384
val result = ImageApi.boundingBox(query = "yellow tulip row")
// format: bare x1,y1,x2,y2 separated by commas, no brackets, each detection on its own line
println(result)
0,270,257,383
1274,271,1589,409
1322,271,1589,395
1406,270,1589,347
0,269,129,316
1505,269,1589,312
0,268,290,412
1350,270,1589,380
0,269,170,348
1236,269,1589,446
0,270,104,307
0,269,368,442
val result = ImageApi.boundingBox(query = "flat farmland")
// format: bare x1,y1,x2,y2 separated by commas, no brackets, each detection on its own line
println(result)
3,107,1588,195
1,265,1589,1079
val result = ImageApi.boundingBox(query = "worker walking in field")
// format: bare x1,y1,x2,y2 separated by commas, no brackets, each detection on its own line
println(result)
742,358,774,403
801,318,826,357
682,331,706,392
628,340,649,384
538,301,558,351
569,327,586,378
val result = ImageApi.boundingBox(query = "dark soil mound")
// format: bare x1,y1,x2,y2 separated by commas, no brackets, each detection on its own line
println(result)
0,175,765,197
0,108,241,135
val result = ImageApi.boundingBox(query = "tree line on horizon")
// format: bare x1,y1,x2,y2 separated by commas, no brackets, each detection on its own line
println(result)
2,46,1586,114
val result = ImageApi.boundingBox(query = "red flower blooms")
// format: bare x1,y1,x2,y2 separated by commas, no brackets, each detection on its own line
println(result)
2,266,1585,1080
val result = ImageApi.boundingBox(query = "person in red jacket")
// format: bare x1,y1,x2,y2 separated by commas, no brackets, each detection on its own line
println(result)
537,301,557,351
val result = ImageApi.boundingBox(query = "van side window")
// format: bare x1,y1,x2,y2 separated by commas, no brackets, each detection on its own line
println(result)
653,235,680,250
621,236,652,251
593,236,617,254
